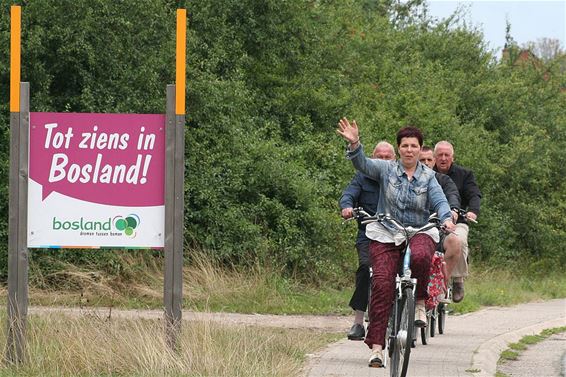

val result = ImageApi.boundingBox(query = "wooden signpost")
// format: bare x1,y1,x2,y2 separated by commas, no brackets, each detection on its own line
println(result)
6,5,187,363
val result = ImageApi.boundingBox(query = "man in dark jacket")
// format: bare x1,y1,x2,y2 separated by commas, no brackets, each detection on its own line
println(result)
434,141,482,302
420,146,462,282
339,141,395,340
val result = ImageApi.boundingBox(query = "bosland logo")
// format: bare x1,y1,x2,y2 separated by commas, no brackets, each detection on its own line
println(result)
113,214,140,238
52,217,111,231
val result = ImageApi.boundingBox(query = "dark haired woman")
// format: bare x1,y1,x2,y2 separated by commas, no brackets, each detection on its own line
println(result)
337,118,455,367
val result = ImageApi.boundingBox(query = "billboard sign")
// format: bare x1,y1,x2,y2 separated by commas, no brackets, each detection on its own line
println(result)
28,112,165,248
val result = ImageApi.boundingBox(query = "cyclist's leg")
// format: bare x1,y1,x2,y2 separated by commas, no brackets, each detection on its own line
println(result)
364,241,402,349
442,233,462,281
348,238,371,340
452,224,469,302
408,234,436,301
451,224,470,279
350,238,371,313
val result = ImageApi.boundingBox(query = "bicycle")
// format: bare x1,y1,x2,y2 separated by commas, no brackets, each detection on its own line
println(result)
356,209,442,377
421,249,445,344
429,243,450,338
432,208,477,337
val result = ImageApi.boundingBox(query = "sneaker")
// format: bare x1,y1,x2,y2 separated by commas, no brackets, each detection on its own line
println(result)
347,323,365,341
453,281,465,303
368,349,384,368
414,302,427,327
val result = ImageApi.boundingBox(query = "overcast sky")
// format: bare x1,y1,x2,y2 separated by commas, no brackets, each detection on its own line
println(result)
426,0,566,52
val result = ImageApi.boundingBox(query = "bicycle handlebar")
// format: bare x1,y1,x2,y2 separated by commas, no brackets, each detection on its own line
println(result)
451,207,478,224
344,207,455,235
348,208,443,234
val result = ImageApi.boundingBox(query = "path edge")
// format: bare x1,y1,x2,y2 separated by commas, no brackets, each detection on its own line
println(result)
470,316,566,377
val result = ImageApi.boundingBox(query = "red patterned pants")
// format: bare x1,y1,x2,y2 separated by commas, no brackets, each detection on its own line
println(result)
364,234,436,349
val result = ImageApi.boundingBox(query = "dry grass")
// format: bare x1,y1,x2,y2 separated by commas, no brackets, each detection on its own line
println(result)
16,250,345,315
22,250,277,309
0,311,338,377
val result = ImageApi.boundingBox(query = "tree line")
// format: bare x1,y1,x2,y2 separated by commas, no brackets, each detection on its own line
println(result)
0,0,564,285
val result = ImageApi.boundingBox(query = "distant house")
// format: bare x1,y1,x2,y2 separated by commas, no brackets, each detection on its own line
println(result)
501,46,566,91
501,46,543,69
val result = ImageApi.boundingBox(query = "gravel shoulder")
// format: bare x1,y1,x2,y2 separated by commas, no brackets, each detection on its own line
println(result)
29,306,351,331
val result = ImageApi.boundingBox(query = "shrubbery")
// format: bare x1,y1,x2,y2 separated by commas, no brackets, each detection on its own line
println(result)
0,0,564,285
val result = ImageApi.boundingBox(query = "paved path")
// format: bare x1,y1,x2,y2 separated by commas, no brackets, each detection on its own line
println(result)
498,332,566,376
303,299,566,377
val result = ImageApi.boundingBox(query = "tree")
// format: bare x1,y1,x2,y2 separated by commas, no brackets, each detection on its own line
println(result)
523,37,564,63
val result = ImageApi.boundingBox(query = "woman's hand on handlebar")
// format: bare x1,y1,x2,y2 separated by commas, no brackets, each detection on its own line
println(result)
442,219,456,232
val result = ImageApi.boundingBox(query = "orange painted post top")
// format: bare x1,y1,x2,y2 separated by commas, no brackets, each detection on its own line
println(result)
176,9,186,116
10,5,21,113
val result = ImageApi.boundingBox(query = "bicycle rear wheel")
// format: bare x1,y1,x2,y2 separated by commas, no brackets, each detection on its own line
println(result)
420,310,431,345
389,286,415,377
430,306,437,337
438,303,446,335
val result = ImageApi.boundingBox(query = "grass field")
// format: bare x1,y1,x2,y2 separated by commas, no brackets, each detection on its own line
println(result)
20,252,566,316
0,310,341,376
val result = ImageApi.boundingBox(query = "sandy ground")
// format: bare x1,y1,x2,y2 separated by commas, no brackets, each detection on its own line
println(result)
29,305,351,331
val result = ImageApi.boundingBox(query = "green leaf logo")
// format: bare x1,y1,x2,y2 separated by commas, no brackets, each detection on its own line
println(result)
113,214,140,238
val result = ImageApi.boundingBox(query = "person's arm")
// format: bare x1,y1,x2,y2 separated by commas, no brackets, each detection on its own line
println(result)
463,170,481,220
428,176,455,231
347,145,388,181
339,173,363,219
439,174,461,209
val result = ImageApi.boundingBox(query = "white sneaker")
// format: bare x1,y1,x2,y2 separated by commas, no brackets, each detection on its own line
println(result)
368,349,384,368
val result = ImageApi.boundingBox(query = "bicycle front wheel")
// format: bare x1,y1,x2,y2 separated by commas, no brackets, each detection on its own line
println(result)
390,286,415,377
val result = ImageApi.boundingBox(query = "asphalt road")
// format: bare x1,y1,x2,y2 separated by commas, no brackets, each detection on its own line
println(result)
303,299,566,377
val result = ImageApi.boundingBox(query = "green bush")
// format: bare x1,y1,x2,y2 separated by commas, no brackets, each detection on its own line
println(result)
0,0,564,285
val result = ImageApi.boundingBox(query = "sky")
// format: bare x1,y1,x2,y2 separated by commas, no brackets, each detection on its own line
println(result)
426,0,566,52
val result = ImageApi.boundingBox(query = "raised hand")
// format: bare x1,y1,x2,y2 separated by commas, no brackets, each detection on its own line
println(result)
336,117,360,144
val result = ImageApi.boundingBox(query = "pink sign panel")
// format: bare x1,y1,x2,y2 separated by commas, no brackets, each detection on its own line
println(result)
29,112,165,207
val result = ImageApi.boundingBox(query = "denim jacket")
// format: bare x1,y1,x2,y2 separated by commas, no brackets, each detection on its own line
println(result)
346,144,451,229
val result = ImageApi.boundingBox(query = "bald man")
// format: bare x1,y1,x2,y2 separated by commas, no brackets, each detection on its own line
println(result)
340,141,396,340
